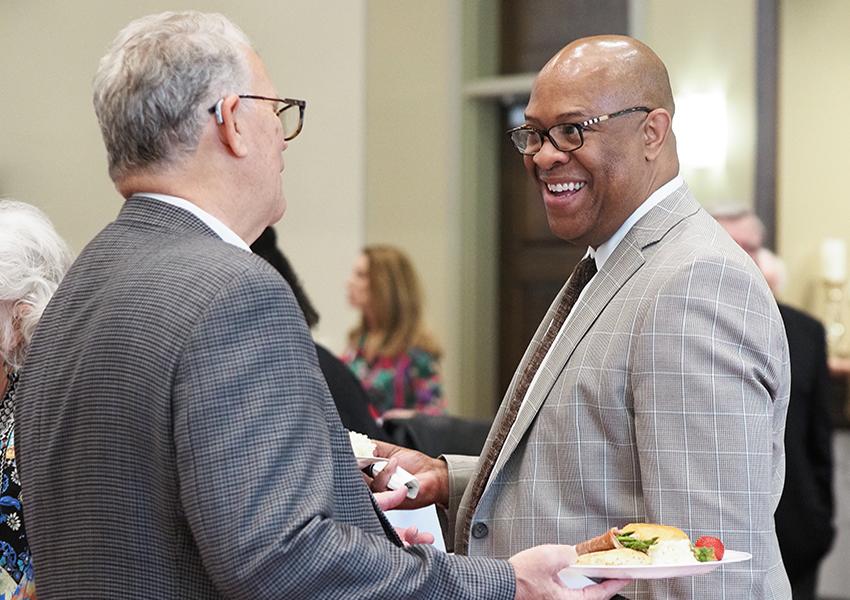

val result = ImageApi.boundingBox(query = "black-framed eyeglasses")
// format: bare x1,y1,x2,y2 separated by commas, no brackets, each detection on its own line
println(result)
208,94,306,141
507,106,652,155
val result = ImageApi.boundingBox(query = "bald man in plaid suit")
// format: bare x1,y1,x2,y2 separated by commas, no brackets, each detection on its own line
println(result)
375,36,792,599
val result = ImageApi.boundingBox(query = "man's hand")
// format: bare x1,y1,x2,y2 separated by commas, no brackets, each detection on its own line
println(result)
509,545,628,600
368,441,450,509
395,526,436,547
373,486,408,512
373,479,436,547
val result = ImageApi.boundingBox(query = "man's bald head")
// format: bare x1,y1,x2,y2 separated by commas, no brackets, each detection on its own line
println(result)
541,35,675,116
519,35,679,248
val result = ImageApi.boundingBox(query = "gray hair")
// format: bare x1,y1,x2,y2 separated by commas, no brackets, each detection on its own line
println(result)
92,11,253,181
0,200,72,369
709,203,766,239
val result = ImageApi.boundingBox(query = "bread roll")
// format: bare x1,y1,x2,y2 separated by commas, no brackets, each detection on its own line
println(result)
619,523,689,542
576,548,652,566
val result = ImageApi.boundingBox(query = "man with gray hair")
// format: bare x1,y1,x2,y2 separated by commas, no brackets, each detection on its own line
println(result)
15,11,625,600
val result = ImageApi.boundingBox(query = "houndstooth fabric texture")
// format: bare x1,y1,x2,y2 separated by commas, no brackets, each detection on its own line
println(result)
16,198,514,600
458,256,596,555
452,183,792,599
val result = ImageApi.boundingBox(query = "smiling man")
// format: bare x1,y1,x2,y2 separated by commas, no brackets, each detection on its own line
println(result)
376,35,792,599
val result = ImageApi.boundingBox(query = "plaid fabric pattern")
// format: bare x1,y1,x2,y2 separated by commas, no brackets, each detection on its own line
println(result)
452,184,792,599
457,256,597,555
16,198,514,600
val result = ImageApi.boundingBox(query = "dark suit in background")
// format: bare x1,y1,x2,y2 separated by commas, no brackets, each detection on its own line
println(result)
775,304,835,600
316,342,385,440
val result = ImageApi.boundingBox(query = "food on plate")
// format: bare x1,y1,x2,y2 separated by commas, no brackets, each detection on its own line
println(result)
647,538,698,565
576,548,652,566
575,527,620,554
694,536,725,561
576,523,724,565
348,430,376,457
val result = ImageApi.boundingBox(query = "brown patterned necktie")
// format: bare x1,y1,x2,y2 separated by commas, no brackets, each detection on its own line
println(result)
457,255,597,554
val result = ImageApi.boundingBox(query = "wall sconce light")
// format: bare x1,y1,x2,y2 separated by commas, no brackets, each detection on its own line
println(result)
674,90,727,170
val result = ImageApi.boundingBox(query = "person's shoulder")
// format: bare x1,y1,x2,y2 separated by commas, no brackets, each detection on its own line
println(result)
406,346,440,366
408,346,436,357
156,235,282,285
778,303,825,336
653,211,766,284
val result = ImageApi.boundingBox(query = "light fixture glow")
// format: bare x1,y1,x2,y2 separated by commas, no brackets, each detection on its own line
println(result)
674,90,727,169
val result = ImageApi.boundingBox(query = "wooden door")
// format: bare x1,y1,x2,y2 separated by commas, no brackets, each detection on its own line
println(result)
496,0,628,397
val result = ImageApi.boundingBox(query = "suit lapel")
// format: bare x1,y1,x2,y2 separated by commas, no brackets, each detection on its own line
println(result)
486,182,700,483
488,245,645,479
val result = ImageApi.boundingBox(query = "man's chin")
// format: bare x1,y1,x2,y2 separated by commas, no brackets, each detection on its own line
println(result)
546,218,587,246
270,199,286,224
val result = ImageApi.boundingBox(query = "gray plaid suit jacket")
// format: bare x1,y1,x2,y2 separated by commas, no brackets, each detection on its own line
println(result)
448,183,792,598
16,198,513,599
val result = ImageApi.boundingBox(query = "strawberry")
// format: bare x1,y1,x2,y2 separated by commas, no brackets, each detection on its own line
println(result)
694,536,725,561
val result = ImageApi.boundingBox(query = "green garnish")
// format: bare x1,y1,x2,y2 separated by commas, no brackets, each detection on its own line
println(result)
616,531,659,554
694,546,716,562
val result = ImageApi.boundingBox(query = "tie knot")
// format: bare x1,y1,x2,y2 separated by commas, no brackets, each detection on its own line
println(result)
569,256,597,292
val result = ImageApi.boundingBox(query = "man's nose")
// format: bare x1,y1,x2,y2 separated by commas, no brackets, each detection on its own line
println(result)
532,137,571,170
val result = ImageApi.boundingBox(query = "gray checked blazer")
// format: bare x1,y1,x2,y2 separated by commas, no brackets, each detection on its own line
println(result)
16,198,514,599
447,183,792,599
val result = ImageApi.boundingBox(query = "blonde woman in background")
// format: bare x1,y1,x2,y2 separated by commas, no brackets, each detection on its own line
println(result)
343,245,445,420
0,199,72,600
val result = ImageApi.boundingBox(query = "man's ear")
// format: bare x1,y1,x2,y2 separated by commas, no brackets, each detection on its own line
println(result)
642,109,672,161
215,95,248,157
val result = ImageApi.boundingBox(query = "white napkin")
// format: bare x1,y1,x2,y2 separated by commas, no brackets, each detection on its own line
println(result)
385,505,446,552
559,571,597,589
368,460,420,499
349,430,420,500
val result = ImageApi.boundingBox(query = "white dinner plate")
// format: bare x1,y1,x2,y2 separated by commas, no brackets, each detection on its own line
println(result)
561,550,752,580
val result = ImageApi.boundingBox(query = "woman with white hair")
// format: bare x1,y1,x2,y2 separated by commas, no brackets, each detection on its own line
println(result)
0,199,71,599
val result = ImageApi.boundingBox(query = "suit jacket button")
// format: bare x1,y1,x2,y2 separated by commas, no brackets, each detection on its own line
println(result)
471,522,489,539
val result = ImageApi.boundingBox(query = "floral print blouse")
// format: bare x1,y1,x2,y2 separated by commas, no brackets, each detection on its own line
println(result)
342,341,445,419
0,370,35,600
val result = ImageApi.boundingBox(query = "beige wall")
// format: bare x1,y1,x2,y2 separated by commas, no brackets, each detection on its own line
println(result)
365,1,467,413
777,0,850,313
0,1,367,352
638,0,757,208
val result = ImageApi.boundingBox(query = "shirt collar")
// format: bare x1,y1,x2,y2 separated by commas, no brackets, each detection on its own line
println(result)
589,174,684,269
130,193,251,252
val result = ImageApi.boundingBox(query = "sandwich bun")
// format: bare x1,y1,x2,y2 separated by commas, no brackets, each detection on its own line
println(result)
576,548,652,566
618,523,689,542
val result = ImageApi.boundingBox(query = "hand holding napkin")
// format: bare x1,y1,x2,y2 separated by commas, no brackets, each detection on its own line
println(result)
350,431,420,499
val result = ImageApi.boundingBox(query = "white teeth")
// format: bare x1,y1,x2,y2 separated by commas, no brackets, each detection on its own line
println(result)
546,182,585,193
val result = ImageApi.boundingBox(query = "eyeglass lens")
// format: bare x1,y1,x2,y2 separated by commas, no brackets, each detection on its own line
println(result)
279,105,302,141
511,124,582,154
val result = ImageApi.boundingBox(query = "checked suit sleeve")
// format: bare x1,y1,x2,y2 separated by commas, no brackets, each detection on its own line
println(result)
630,256,790,598
171,266,514,599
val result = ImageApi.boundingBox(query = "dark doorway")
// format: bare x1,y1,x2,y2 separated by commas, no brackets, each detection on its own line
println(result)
496,0,629,397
